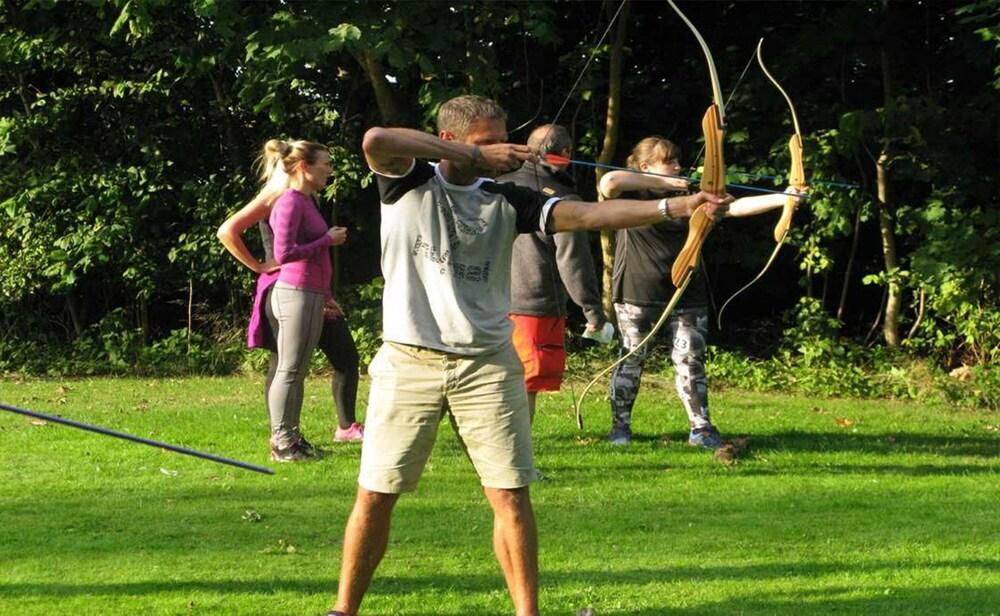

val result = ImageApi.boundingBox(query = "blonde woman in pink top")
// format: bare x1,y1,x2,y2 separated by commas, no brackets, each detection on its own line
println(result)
219,139,349,461
217,143,365,454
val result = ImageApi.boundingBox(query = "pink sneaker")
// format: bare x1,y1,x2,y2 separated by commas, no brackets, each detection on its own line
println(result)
334,422,364,443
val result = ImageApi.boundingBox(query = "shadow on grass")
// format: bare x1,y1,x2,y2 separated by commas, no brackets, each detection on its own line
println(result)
3,566,999,615
539,429,1000,459
749,430,999,458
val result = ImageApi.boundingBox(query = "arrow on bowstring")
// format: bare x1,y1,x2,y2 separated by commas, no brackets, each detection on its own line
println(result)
543,153,809,199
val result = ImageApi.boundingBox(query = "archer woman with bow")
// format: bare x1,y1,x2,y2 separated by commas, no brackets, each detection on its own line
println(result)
600,136,806,448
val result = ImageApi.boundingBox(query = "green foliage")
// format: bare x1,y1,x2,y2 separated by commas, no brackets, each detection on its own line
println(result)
0,1,997,389
956,0,1000,90
0,308,247,377
697,299,999,408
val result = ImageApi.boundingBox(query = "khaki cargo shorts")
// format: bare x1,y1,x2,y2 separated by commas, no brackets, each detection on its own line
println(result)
359,341,535,493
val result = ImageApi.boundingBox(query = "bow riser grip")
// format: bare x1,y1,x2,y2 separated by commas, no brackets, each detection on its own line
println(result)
788,134,805,187
774,134,805,242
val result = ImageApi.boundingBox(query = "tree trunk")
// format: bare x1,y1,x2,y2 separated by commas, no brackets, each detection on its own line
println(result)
905,288,926,342
878,0,902,349
352,49,406,125
838,153,869,324
866,285,888,347
594,0,629,321
876,151,901,348
209,67,243,170
837,202,864,323
65,292,84,339
139,296,150,347
187,278,194,352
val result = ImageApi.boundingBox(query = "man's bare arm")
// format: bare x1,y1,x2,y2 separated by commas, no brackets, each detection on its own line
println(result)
549,191,733,233
362,127,469,175
361,127,534,175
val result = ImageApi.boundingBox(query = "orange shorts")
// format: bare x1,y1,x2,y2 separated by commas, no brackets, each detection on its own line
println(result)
510,315,567,392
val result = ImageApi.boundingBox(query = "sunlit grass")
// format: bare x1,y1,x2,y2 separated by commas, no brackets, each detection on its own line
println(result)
1,376,997,615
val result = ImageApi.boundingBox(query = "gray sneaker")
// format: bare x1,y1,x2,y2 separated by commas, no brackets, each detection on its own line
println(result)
607,424,632,445
688,426,723,450
270,437,324,462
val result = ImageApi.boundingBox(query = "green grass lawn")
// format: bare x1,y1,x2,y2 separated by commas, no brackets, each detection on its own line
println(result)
1,375,998,615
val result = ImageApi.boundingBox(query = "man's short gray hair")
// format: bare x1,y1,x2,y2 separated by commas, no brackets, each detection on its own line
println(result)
436,95,508,139
527,124,572,156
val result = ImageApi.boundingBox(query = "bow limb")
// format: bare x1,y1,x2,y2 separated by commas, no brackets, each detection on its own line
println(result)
757,38,806,242
574,1,726,430
667,0,727,289
717,39,806,330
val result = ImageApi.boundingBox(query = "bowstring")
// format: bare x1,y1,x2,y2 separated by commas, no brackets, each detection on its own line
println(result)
529,0,628,198
510,18,544,135
547,0,629,132
684,45,757,179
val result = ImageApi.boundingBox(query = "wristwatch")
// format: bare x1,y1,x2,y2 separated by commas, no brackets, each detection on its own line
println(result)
657,198,672,220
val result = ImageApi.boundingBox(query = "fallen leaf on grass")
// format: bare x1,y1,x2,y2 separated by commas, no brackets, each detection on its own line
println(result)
835,417,855,428
28,419,48,427
984,424,999,433
713,437,751,466
714,446,737,466
242,509,262,523
262,539,298,555
159,468,178,477
575,437,598,446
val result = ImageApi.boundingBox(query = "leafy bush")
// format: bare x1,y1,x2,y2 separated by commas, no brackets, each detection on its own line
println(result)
138,329,244,376
705,345,998,411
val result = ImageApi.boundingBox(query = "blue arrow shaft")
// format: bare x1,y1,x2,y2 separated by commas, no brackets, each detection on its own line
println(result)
1,402,274,475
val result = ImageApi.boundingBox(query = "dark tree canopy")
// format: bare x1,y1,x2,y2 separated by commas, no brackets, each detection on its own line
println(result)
1,0,997,372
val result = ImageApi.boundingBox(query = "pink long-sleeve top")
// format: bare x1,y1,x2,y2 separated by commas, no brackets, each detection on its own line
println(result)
269,188,333,298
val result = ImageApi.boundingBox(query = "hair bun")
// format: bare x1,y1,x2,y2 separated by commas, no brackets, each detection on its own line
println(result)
265,138,291,158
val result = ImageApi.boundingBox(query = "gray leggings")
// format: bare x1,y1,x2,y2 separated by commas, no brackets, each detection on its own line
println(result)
266,282,325,448
609,303,712,431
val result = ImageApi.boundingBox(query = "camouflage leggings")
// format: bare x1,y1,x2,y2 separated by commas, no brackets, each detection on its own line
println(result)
609,303,712,431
